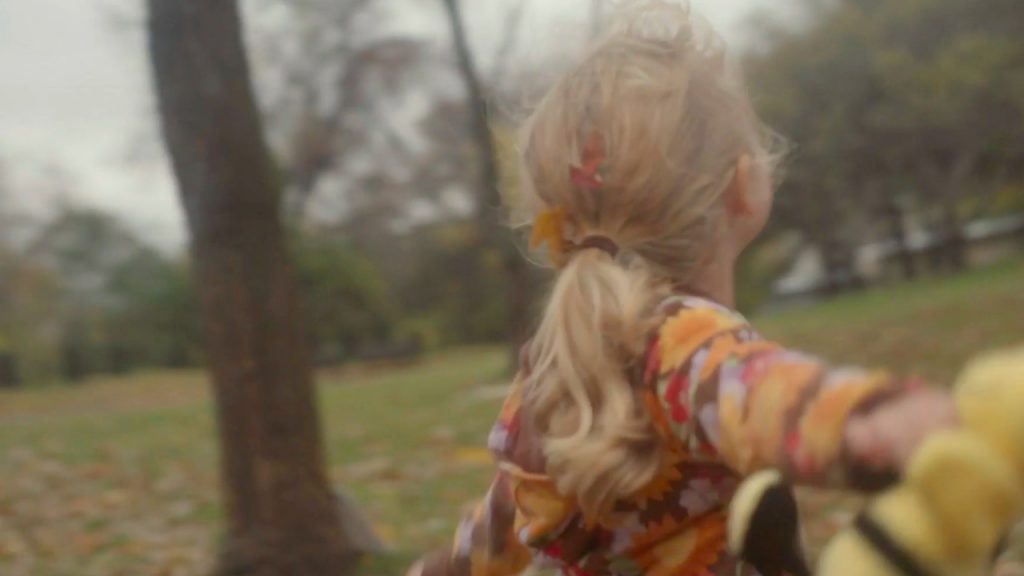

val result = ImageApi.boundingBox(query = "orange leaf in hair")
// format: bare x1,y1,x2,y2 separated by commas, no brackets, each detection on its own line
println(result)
529,206,567,263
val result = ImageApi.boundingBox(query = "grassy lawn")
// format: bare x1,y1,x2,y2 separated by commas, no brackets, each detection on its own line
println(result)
0,258,1022,576
757,257,1024,383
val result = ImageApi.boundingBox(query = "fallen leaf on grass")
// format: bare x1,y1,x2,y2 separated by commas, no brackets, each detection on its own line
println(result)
450,448,492,466
373,523,396,544
73,533,105,555
345,457,399,481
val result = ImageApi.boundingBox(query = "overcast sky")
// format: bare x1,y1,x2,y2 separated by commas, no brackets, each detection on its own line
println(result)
0,0,769,252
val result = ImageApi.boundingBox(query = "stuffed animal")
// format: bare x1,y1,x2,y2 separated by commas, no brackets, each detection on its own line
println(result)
818,345,1024,576
730,345,1024,576
727,468,811,576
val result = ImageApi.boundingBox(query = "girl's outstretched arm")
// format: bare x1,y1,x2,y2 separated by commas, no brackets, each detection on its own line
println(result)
651,298,955,487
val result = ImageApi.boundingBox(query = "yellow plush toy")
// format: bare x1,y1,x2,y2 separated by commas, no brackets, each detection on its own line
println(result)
816,345,1024,576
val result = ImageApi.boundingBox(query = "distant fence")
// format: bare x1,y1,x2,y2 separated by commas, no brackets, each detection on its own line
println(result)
768,214,1024,311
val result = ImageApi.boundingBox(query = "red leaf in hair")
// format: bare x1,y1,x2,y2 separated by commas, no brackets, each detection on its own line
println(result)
570,166,603,190
569,131,606,190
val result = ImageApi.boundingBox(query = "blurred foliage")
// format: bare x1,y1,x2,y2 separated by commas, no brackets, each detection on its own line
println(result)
747,0,1024,290
0,206,203,384
5,0,1024,384
736,234,802,314
0,200,414,385
395,221,513,346
0,188,522,385
292,233,396,363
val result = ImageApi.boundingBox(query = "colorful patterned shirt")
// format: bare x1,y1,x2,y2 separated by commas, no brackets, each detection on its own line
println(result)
415,294,911,576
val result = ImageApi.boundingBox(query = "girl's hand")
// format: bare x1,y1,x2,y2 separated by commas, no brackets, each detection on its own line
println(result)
845,387,959,472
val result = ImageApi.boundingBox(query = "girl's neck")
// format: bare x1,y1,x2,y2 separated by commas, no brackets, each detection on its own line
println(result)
680,252,737,309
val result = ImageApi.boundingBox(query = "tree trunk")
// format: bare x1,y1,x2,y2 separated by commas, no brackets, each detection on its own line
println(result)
505,256,536,368
0,353,18,389
921,151,977,274
146,2,355,575
440,0,535,369
882,197,916,280
810,197,863,296
820,240,857,295
938,199,968,272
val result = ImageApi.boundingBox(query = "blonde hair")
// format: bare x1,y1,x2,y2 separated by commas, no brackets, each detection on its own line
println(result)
517,1,782,518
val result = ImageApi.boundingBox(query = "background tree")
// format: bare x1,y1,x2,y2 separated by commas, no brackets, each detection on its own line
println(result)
748,7,887,291
0,166,20,388
22,207,177,378
292,232,396,363
249,0,432,224
101,251,200,370
250,0,544,360
868,0,1024,270
440,0,539,366
147,1,354,574
249,1,494,346
747,0,1024,291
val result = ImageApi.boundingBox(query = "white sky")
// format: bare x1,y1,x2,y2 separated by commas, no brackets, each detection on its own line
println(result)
0,0,771,252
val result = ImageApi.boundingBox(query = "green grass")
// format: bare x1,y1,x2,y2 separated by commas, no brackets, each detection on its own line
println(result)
0,349,509,576
317,347,507,552
0,258,1022,575
758,257,1024,382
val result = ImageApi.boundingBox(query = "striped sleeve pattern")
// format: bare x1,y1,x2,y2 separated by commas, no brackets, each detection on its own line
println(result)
651,296,908,486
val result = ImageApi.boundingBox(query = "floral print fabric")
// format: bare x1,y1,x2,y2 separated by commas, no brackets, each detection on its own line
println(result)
416,295,907,576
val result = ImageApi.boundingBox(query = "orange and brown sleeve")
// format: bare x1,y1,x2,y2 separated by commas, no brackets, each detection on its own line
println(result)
653,306,909,488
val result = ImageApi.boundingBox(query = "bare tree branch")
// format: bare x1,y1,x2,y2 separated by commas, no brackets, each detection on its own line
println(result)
440,0,503,237
488,0,531,88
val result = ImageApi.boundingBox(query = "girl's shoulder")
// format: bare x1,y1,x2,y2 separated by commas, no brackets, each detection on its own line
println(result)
649,294,761,376
656,293,750,325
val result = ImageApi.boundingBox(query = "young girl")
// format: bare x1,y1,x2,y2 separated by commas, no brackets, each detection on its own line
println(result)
411,2,960,574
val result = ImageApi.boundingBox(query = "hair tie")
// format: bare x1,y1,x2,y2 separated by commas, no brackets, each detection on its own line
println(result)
576,235,620,258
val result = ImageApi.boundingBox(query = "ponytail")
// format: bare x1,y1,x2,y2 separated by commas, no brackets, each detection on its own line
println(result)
526,248,664,518
516,0,781,518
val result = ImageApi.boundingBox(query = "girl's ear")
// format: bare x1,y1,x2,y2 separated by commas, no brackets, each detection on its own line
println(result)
725,155,753,216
